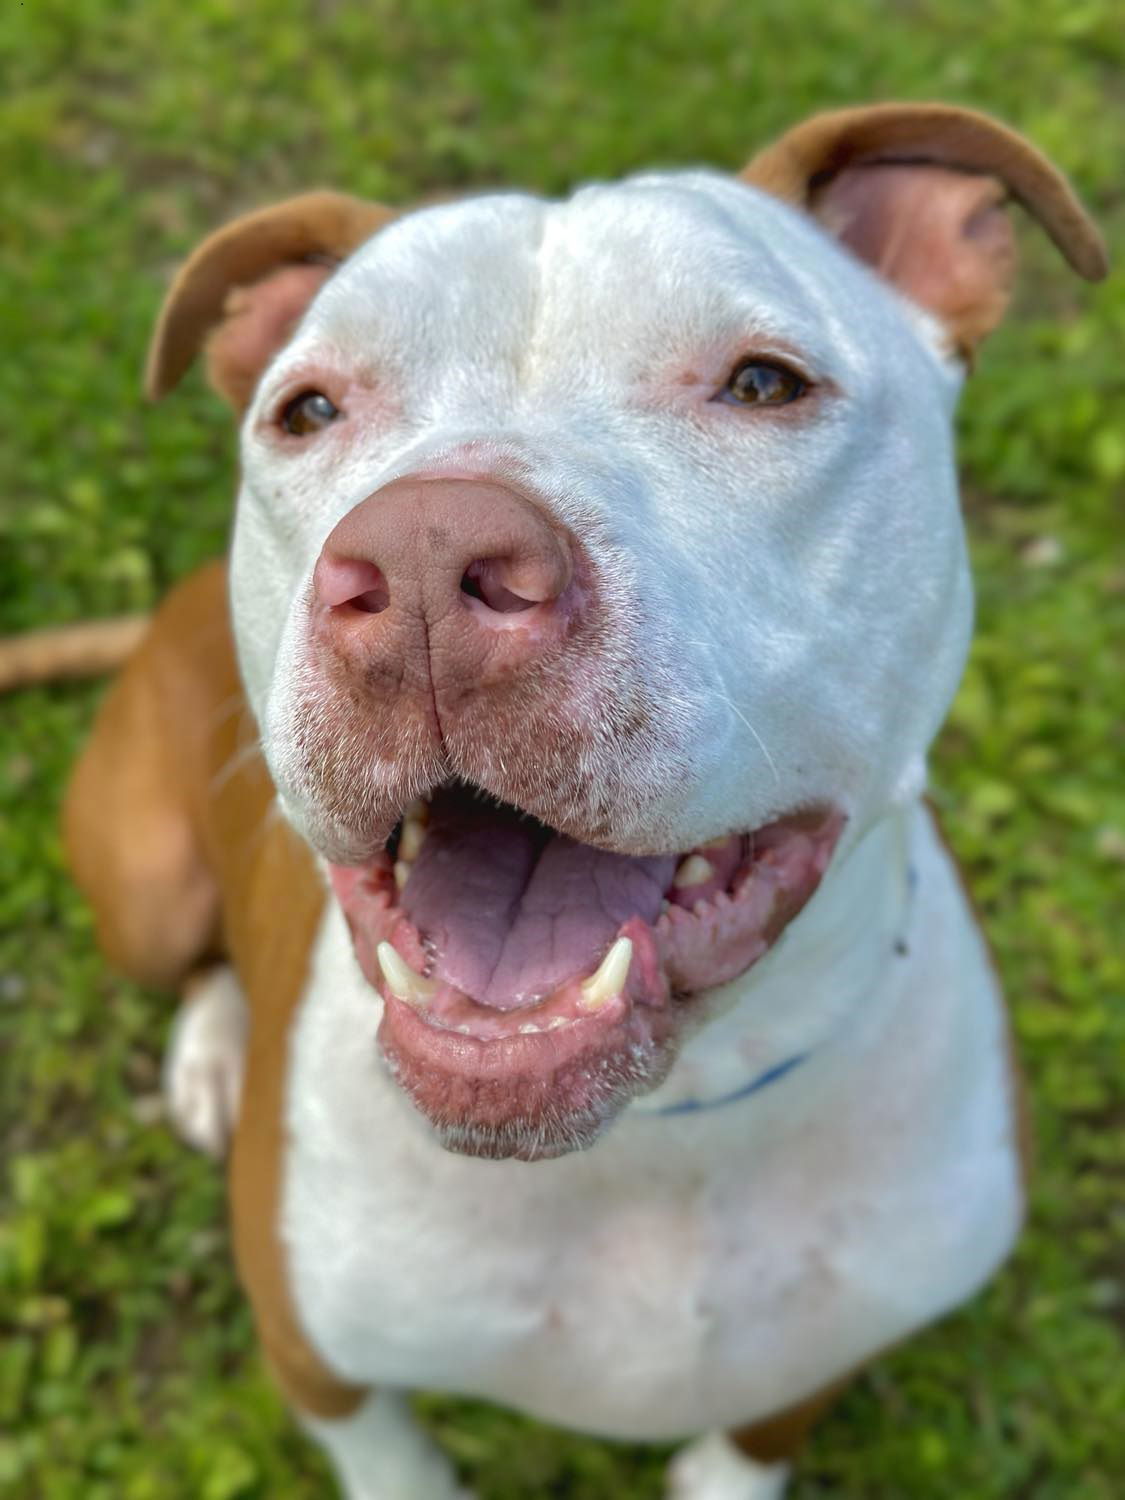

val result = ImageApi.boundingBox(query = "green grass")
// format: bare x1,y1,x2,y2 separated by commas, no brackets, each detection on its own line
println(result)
1,2,1123,1496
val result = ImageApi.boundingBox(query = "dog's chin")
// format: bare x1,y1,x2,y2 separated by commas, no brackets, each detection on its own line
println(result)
327,781,844,1161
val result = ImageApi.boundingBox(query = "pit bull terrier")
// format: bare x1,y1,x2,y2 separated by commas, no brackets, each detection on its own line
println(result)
65,103,1105,1498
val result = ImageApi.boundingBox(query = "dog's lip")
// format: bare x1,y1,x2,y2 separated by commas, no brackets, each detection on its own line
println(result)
382,988,631,1068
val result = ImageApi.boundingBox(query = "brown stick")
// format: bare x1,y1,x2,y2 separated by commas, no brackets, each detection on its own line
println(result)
0,615,149,692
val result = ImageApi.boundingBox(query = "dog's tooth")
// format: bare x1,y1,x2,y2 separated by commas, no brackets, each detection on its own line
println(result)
405,798,430,826
398,818,426,863
579,937,633,1011
519,1022,542,1034
375,942,437,1005
546,1015,569,1030
393,860,411,890
673,854,714,889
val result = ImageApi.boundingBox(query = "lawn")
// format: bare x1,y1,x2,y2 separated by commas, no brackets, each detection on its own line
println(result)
1,2,1123,1496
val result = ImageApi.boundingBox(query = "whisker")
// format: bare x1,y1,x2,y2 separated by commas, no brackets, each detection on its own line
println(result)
677,638,782,787
205,690,252,733
209,736,264,796
710,690,780,787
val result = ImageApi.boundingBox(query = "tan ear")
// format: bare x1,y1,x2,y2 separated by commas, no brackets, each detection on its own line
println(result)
743,103,1107,358
145,192,395,406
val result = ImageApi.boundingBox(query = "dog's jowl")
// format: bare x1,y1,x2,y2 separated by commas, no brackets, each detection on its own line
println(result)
66,104,1105,1498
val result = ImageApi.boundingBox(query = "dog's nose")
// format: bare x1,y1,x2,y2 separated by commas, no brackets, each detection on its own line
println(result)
312,478,577,684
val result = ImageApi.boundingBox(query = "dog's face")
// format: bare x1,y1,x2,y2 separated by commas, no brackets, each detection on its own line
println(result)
151,105,1103,1160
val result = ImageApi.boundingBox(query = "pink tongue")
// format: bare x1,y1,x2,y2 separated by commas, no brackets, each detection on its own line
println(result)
401,786,675,1007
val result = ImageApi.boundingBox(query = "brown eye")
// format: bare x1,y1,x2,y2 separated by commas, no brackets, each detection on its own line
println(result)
721,361,807,407
281,391,341,435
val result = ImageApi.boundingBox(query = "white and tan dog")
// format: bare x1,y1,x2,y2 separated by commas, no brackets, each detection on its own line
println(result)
65,105,1105,1498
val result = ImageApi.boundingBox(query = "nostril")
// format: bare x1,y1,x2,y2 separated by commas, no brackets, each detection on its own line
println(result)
315,555,391,614
352,578,391,614
461,560,540,615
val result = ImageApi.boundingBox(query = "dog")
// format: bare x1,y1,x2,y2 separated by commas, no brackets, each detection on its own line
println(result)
63,103,1105,1498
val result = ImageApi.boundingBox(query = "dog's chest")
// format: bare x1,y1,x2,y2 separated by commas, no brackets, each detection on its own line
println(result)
279,901,1021,1440
284,1098,861,1438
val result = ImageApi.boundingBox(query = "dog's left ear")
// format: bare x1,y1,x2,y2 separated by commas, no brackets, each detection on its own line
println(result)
743,103,1107,359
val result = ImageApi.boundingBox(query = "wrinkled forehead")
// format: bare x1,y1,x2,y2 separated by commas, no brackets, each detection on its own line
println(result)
308,172,892,380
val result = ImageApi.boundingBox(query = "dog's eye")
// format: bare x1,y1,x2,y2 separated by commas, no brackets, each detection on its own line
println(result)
720,361,806,407
281,391,341,435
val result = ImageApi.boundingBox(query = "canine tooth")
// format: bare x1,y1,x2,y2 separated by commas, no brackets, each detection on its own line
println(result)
398,818,426,862
405,798,430,825
375,942,437,1005
580,937,632,1011
674,855,714,888
393,860,411,890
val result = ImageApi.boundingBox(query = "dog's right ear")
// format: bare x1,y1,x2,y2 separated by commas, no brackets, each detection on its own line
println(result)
145,192,395,409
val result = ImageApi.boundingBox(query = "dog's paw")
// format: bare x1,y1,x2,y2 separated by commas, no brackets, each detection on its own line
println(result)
163,965,247,1158
665,1433,789,1500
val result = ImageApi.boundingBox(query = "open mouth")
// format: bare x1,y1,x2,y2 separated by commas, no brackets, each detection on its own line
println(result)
328,783,842,1160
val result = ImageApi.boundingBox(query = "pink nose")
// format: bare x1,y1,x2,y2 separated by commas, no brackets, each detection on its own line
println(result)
312,478,578,689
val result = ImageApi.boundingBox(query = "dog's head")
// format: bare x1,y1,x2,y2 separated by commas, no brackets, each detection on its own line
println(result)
150,104,1104,1160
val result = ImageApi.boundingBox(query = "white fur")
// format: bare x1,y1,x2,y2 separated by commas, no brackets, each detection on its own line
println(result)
666,1433,789,1500
164,964,246,1158
217,172,1024,1492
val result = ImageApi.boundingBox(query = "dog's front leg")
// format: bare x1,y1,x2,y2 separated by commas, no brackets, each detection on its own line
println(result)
666,1433,789,1500
303,1391,475,1500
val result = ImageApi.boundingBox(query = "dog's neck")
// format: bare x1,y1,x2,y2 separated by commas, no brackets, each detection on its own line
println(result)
632,800,920,1116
